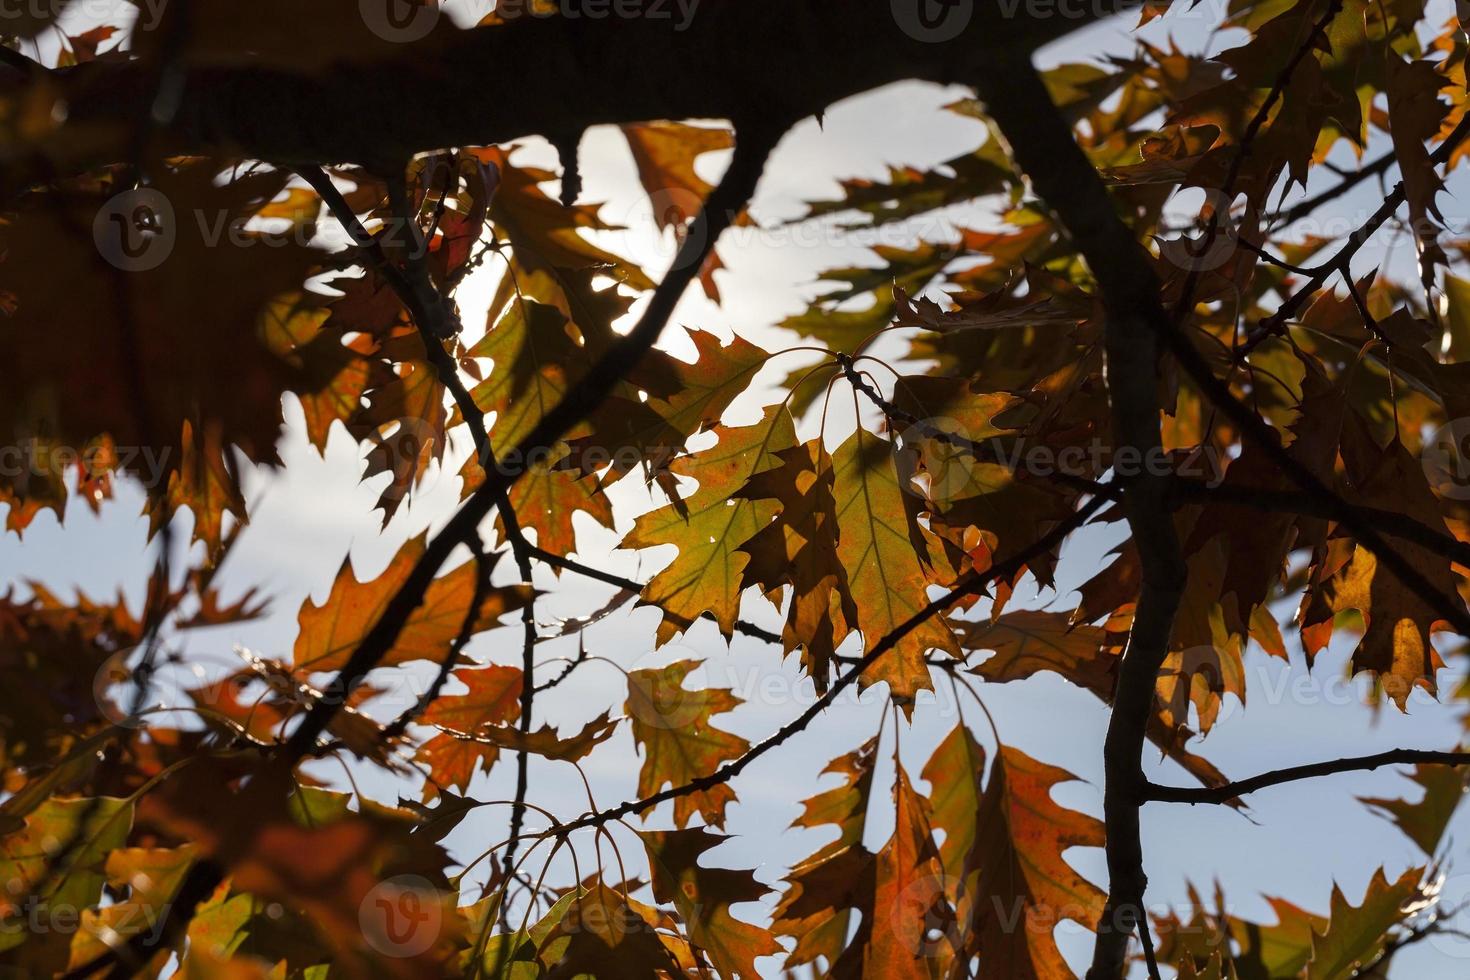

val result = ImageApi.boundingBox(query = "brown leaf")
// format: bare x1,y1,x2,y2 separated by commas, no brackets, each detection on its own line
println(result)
417,666,524,795
624,661,748,828
293,536,529,675
962,746,1106,978
640,827,779,979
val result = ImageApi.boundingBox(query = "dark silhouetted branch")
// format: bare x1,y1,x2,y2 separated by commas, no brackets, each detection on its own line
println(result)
977,52,1184,980
1252,114,1470,343
1174,480,1470,568
550,489,1111,835
281,117,784,761
13,0,1127,195
1146,749,1470,805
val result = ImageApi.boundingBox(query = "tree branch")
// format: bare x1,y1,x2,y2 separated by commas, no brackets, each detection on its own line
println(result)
65,123,786,979
1251,113,1470,344
550,489,1111,835
12,0,1130,194
977,53,1183,980
1173,479,1470,568
1146,748,1470,805
279,116,784,761
1271,148,1396,226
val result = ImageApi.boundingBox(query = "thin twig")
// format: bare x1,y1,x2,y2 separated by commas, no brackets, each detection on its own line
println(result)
381,533,490,741
1271,148,1396,226
1146,748,1470,805
1248,113,1470,348
547,490,1111,836
280,117,786,762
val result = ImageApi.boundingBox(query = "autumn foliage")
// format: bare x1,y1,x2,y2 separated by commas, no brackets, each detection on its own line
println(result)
6,0,1470,977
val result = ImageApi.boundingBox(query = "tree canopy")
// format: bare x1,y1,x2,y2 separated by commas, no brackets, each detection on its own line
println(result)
5,0,1470,977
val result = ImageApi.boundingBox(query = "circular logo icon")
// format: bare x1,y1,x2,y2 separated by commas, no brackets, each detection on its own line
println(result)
624,644,721,731
1158,189,1241,273
93,188,175,272
93,647,147,728
640,187,710,271
891,0,973,43
1425,872,1470,959
890,872,962,959
360,874,442,957
1424,418,1470,500
895,416,979,509
360,0,441,43
1158,228,1238,273
366,416,440,506
1159,644,1236,730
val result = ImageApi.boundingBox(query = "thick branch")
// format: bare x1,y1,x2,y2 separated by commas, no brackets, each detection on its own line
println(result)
1146,749,1470,805
23,1,1127,185
1175,480,1470,568
280,118,782,761
977,53,1185,980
